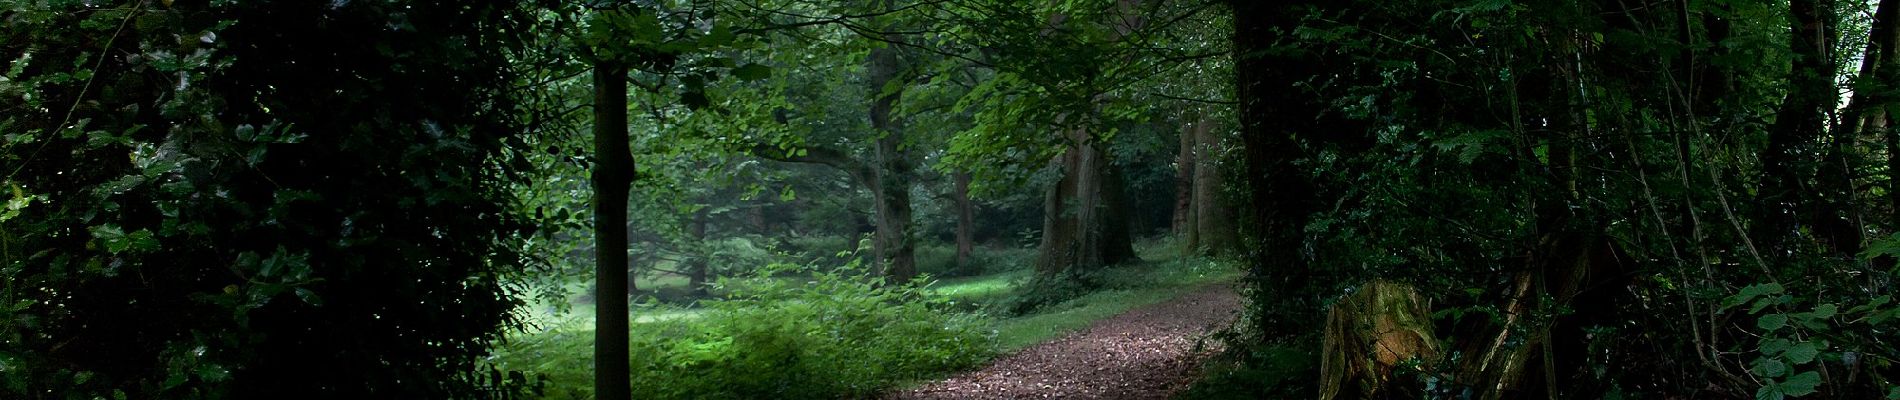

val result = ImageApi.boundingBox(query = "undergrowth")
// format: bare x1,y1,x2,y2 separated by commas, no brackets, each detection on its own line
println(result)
489,262,995,400
492,236,1245,398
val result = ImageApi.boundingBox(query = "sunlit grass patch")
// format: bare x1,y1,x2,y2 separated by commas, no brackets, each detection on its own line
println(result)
990,258,1241,351
930,268,1032,304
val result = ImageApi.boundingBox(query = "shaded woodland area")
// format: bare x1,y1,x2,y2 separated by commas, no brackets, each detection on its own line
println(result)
3,0,1899,399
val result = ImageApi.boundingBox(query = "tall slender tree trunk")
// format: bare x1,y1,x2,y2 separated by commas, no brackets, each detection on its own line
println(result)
954,172,975,269
590,62,632,400
1173,118,1197,237
687,209,709,297
868,29,916,284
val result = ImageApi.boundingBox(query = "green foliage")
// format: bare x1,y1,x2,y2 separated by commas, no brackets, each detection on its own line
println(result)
492,262,995,400
1,1,542,397
916,244,1034,278
1721,262,1900,399
987,256,1242,350
995,272,1106,316
1176,344,1320,399
1211,0,1898,397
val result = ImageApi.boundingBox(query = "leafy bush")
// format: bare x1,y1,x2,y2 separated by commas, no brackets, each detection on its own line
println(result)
492,262,995,399
1,2,540,397
993,273,1104,316
1177,343,1319,399
782,235,861,265
991,257,1232,317
916,244,965,277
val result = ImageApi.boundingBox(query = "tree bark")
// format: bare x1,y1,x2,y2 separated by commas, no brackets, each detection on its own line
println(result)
1036,146,1082,275
1853,0,1900,224
1757,0,1848,253
1843,0,1898,138
590,62,632,400
868,27,916,284
1230,1,1321,287
687,209,709,297
1034,129,1136,274
954,171,975,269
749,203,769,234
1174,117,1197,237
1192,117,1238,256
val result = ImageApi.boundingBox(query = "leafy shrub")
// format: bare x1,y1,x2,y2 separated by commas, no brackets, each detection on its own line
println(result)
782,235,861,265
491,262,995,399
1177,343,1319,399
991,257,1235,317
993,273,1104,316
916,244,965,277
1,2,540,397
703,236,782,279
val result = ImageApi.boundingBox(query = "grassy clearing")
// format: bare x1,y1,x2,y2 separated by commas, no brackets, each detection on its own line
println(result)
492,236,1243,399
989,259,1239,350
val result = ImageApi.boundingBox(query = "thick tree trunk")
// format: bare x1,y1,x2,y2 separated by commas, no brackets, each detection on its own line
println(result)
954,172,975,269
1231,2,1320,287
1191,118,1238,256
1099,157,1137,265
1757,0,1847,253
590,62,632,400
1852,0,1900,224
868,33,916,284
1036,148,1082,275
1034,129,1136,274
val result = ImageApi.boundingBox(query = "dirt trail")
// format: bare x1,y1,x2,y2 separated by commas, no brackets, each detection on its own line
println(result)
887,284,1242,400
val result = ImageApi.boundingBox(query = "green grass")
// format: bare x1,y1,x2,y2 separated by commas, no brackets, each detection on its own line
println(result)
496,236,1245,398
534,236,1237,349
988,258,1241,350
929,268,1033,304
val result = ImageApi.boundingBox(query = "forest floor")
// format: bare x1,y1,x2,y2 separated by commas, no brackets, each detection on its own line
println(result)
887,282,1241,400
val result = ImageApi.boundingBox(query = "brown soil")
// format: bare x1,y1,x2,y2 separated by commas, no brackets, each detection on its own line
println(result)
886,283,1242,400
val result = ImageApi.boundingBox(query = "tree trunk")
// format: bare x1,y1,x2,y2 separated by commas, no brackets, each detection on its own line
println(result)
1852,0,1900,224
687,209,709,297
1034,129,1136,274
590,62,632,400
868,31,916,284
1843,0,1898,138
1173,119,1196,237
1192,117,1238,256
1756,0,1846,253
1099,155,1137,265
1036,148,1082,275
749,203,768,234
954,171,975,269
1231,2,1320,288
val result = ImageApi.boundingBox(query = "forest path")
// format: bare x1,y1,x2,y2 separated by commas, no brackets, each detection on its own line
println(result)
887,283,1241,400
